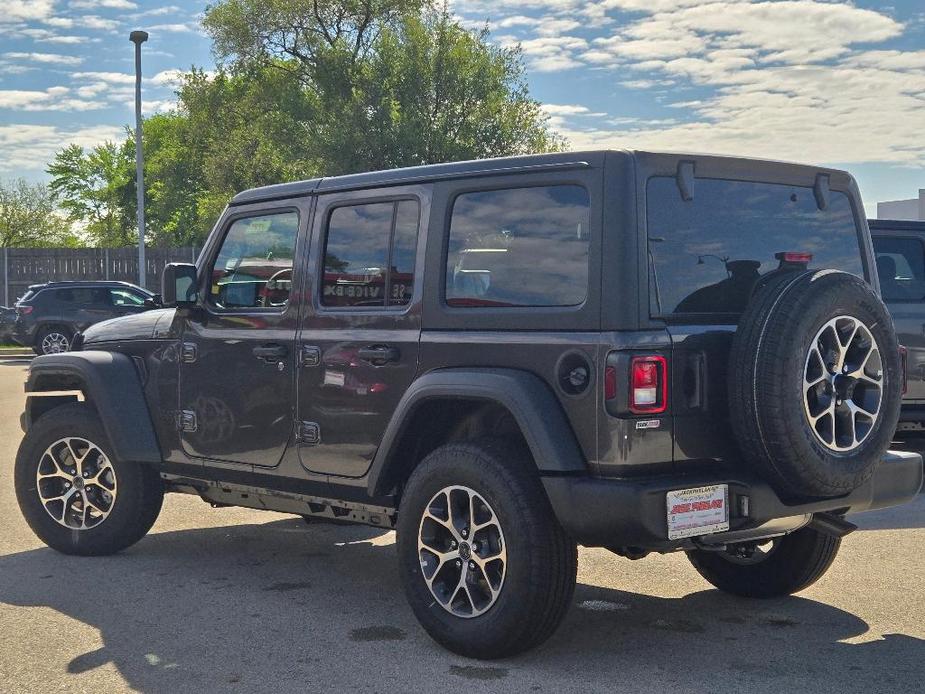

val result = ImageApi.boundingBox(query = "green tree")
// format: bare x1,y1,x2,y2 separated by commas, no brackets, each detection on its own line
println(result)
200,1,563,172
46,141,136,247
47,1,563,247
0,179,81,248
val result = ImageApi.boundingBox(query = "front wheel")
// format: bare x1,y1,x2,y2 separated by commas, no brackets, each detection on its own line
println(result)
15,403,164,556
35,326,73,355
396,439,577,659
686,525,841,598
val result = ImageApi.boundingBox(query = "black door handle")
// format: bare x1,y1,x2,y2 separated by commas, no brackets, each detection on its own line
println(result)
357,345,400,364
253,344,288,360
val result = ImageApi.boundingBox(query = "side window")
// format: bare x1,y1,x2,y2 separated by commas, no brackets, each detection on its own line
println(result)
873,237,925,302
209,211,299,310
56,288,97,305
321,199,420,308
110,289,146,307
445,185,591,308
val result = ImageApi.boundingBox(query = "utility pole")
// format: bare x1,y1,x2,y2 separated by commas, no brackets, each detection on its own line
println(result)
130,30,148,288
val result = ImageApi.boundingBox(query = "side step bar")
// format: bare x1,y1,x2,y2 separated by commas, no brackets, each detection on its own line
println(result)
162,473,397,529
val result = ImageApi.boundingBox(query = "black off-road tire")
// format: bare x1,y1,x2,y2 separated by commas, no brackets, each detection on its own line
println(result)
15,403,164,556
396,439,578,659
687,525,841,598
729,270,901,499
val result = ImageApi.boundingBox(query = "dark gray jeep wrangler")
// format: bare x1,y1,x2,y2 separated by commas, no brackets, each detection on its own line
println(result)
15,151,923,659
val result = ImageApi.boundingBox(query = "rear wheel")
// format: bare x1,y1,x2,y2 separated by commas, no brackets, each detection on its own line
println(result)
686,525,841,598
15,403,164,556
397,439,577,659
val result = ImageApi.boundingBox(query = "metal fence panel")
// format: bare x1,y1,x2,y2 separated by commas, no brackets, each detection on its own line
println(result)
2,247,197,305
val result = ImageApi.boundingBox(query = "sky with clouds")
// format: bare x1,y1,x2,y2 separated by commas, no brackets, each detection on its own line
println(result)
0,0,923,215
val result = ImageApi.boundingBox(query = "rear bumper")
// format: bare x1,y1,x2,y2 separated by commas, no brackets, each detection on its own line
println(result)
543,450,923,551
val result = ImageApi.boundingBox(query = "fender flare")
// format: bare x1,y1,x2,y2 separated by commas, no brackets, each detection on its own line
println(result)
367,368,587,497
24,351,162,465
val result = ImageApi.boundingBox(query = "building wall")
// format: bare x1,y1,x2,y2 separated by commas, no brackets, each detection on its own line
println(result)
877,189,925,221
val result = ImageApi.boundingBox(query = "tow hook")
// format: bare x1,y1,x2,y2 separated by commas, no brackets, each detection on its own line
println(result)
809,512,857,538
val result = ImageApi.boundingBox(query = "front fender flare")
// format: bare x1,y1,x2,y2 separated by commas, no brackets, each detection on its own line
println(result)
367,368,588,497
24,351,162,465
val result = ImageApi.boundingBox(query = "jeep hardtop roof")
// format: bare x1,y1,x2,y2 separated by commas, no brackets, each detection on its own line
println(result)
230,150,858,207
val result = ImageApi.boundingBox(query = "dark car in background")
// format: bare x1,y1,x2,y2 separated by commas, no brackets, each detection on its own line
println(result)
870,219,925,434
13,281,160,355
0,305,16,344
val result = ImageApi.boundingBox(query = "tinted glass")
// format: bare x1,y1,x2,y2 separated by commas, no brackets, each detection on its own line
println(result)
55,288,106,305
111,289,146,307
322,200,420,308
873,237,925,301
446,185,591,307
210,211,298,309
390,200,419,306
647,177,864,316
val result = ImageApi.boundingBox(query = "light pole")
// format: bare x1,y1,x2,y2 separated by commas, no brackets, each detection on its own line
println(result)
130,30,148,288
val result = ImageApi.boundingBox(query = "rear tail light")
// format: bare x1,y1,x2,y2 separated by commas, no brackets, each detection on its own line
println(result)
900,345,908,395
630,355,668,414
16,305,33,315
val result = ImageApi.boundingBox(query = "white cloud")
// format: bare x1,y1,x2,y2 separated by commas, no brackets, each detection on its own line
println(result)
3,52,83,66
148,22,196,33
44,14,121,30
149,69,184,86
0,1,57,23
69,0,137,8
0,124,124,174
455,0,925,167
71,71,135,84
0,87,104,112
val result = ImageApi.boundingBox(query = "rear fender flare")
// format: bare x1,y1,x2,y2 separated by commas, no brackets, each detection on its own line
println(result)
367,368,587,497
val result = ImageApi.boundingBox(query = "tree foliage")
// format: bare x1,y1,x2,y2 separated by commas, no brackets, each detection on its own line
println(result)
47,141,137,247
48,1,563,246
0,178,80,248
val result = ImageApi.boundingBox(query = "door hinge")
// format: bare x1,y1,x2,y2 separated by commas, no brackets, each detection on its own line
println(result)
300,345,321,368
177,410,198,433
297,421,321,445
180,342,198,364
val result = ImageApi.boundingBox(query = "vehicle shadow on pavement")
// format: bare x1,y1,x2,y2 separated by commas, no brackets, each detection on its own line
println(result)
0,517,922,693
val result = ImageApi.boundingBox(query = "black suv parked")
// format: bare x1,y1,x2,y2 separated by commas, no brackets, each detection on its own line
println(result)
870,219,925,433
15,152,923,659
13,281,159,355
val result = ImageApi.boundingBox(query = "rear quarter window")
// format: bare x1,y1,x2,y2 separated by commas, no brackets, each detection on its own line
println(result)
445,185,591,308
647,177,865,317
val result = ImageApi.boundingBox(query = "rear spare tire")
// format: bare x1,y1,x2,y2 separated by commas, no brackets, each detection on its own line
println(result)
729,269,901,499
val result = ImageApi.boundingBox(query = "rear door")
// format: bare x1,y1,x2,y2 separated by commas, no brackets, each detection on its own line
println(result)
296,186,427,478
871,234,925,401
643,175,868,462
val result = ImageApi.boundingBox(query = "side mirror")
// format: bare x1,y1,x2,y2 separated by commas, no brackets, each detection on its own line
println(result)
162,263,199,307
143,293,163,309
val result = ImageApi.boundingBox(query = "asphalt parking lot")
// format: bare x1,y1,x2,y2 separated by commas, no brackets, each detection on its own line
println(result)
0,360,922,693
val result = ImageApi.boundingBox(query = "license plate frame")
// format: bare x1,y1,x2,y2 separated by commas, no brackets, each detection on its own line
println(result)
666,484,730,540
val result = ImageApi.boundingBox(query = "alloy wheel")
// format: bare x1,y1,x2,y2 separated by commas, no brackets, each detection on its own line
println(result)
803,315,883,452
417,485,507,618
36,437,117,530
41,332,70,354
